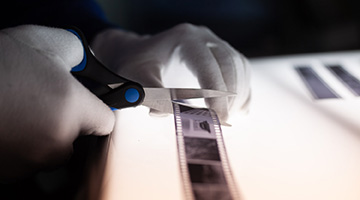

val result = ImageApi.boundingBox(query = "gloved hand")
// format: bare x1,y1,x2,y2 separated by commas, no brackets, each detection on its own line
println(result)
0,25,115,181
91,23,251,123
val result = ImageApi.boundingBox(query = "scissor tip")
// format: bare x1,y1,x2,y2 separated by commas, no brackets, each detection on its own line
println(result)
221,122,232,127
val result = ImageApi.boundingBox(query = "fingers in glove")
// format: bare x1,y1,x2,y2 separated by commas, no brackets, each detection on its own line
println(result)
208,43,237,110
71,78,116,137
181,43,229,122
224,46,251,113
209,42,251,114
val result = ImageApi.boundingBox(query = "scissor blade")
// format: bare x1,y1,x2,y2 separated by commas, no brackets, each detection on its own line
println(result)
141,99,174,114
143,88,235,102
141,88,235,114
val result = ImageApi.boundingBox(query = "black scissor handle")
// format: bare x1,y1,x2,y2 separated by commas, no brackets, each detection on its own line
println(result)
67,27,145,109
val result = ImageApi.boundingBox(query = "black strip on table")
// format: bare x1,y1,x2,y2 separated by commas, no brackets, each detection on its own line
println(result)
295,66,340,99
327,64,360,96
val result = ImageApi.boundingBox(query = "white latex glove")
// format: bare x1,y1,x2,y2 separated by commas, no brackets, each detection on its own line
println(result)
91,23,251,123
0,25,115,181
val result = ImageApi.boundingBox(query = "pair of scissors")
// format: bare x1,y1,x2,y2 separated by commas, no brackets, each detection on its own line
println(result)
67,27,233,112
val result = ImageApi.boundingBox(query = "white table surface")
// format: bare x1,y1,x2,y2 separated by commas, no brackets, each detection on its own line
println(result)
99,51,360,200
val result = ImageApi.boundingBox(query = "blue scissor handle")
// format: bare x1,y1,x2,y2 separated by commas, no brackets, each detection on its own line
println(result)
67,27,145,110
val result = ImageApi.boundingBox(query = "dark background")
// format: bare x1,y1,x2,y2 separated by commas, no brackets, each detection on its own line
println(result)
96,0,359,57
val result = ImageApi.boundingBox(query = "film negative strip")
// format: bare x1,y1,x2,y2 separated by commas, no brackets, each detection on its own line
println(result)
295,66,340,99
173,102,240,200
326,64,360,96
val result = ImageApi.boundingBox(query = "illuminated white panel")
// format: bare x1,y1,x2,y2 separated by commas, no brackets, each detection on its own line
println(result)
101,51,360,200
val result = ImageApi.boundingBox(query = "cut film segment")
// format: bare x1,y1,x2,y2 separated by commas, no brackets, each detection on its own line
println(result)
295,66,340,99
326,64,360,96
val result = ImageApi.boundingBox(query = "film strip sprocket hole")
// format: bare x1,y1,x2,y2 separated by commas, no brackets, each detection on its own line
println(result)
173,102,240,200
